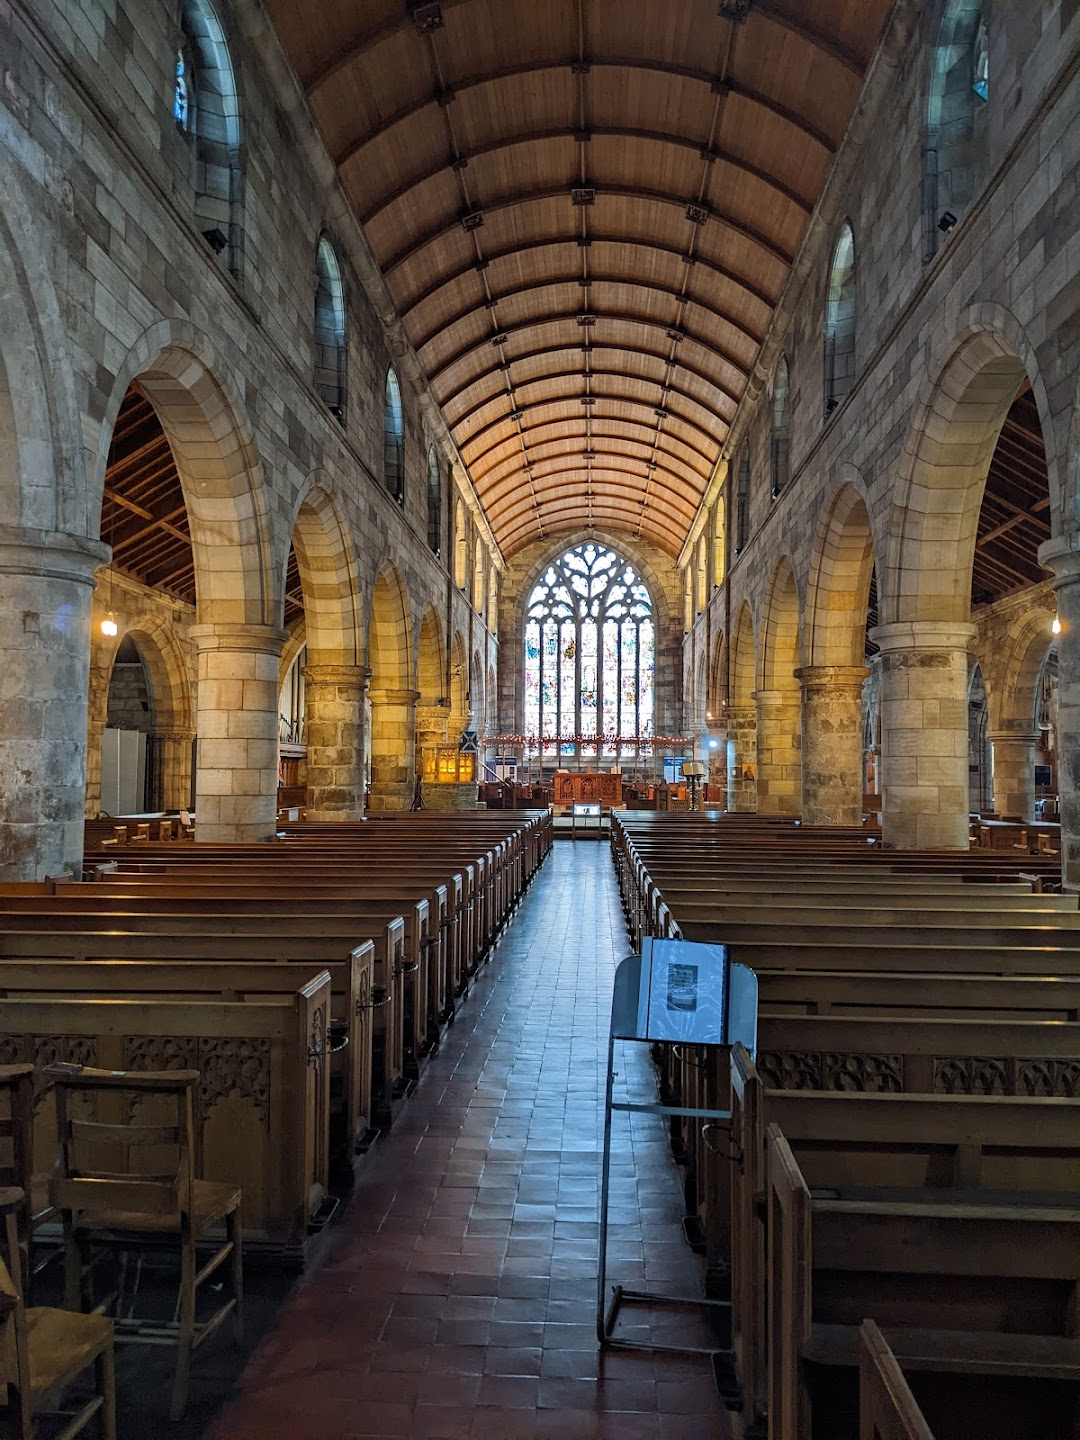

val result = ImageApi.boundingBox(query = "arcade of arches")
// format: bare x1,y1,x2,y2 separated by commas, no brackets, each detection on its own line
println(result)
0,0,1077,885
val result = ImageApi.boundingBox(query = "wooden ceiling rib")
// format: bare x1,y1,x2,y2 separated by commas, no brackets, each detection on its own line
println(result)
266,0,893,558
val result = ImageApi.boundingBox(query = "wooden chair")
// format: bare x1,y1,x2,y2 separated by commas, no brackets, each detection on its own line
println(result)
44,1064,243,1420
0,1064,45,1290
0,1185,115,1439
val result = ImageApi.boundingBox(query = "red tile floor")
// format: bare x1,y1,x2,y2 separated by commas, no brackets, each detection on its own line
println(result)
205,842,731,1439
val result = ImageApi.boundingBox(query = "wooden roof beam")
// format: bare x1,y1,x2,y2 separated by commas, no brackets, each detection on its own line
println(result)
381,182,795,278
462,407,719,473
411,272,766,355
355,125,814,225
458,389,728,457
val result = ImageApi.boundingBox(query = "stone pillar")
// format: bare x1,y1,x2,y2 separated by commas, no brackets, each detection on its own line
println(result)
989,729,1038,822
754,690,801,816
872,621,974,850
795,665,869,826
302,664,369,822
83,654,113,818
1038,539,1080,888
157,729,195,811
368,687,419,812
190,622,286,842
0,528,108,879
725,704,757,812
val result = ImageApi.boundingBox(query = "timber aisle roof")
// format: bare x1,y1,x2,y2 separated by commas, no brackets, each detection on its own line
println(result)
267,0,892,560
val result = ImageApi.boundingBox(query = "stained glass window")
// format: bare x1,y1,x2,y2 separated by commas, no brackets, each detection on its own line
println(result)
523,543,654,756
174,49,190,128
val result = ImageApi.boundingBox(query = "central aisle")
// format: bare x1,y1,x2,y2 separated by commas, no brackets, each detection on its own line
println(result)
207,842,730,1440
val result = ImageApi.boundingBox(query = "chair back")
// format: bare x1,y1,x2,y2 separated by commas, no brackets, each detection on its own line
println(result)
0,1186,33,1435
45,1065,199,1220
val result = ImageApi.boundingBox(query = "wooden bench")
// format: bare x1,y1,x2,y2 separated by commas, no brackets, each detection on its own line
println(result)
767,1123,1080,1440
0,953,375,1169
0,976,332,1251
0,911,406,1128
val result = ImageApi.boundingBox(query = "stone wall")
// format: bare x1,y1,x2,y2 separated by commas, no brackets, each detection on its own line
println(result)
0,0,499,874
679,0,1079,862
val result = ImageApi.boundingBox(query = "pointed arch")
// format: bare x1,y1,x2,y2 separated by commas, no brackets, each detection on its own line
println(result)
925,0,991,257
806,477,880,667
426,445,442,554
735,443,751,552
288,480,363,665
383,367,405,502
730,603,757,708
417,604,445,705
314,236,346,420
367,561,412,692
449,631,468,721
771,354,791,496
760,557,802,690
824,221,856,416
97,323,273,624
713,494,727,589
888,319,1053,626
176,0,244,276
473,536,487,615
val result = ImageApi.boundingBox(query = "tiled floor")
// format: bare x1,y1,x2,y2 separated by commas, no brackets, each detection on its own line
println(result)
205,842,731,1439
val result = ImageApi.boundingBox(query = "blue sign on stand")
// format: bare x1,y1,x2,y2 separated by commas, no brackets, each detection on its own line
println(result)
598,940,758,1365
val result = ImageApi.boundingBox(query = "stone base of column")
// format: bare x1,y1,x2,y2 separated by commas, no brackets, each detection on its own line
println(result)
795,665,868,826
872,621,973,850
726,705,757,812
191,623,286,843
303,664,369,822
755,691,801,817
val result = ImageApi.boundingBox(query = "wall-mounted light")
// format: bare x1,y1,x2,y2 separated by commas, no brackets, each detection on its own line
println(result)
708,738,719,749
1053,615,1061,636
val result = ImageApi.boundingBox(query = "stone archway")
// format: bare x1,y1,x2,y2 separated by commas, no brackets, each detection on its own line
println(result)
367,562,415,811
289,483,366,820
878,323,1051,847
727,604,757,812
799,480,878,824
97,327,278,841
757,558,802,816
415,605,450,795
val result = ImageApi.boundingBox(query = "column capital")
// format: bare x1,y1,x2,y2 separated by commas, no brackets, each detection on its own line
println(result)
0,525,110,585
368,687,421,706
988,730,1041,745
301,663,371,689
1038,536,1080,587
189,622,288,656
794,664,869,690
869,620,976,654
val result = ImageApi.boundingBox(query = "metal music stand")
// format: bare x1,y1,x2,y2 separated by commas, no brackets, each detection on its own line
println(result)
597,939,758,1369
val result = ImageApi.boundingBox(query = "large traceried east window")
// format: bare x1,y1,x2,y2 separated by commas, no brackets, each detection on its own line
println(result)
523,543,654,756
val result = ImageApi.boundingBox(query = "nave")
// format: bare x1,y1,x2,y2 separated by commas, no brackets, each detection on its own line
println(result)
206,842,727,1440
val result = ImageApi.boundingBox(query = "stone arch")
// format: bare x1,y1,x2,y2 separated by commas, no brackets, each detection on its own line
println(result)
0,154,88,535
985,605,1057,821
757,558,803,816
708,629,727,718
314,236,347,420
727,603,757,811
96,322,274,625
367,561,415,810
383,368,404,503
713,494,727,589
176,0,245,278
887,314,1057,626
471,650,484,730
473,537,486,615
449,631,468,725
287,480,363,666
454,498,468,588
824,221,857,415
924,0,990,257
806,476,880,667
417,605,445,705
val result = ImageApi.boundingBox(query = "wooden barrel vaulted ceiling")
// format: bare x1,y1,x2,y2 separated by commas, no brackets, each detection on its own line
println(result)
267,0,893,560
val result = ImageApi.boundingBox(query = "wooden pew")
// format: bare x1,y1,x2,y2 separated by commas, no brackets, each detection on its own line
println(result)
0,952,376,1167
0,975,332,1251
858,1320,935,1440
730,1047,1080,1436
767,1124,1080,1440
0,910,406,1128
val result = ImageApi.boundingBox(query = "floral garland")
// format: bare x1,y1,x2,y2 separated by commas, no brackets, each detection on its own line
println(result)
488,733,694,747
